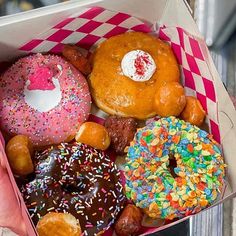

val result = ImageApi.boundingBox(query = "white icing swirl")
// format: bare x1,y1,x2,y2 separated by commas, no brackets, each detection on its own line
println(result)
121,50,156,82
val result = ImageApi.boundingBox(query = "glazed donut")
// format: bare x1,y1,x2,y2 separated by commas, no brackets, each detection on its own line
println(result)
89,32,180,119
22,143,125,235
0,53,91,147
125,117,226,220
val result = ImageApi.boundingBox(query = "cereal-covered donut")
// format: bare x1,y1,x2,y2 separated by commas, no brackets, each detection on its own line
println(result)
22,142,125,235
0,53,91,147
125,117,226,220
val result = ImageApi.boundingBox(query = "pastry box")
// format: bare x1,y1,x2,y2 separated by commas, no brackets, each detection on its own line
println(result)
0,0,235,235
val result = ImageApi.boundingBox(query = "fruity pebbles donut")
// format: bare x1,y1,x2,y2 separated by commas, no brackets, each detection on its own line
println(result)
0,53,91,147
22,142,125,235
125,117,226,220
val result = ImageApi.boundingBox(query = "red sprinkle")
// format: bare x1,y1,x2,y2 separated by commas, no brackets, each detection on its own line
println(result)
134,54,151,76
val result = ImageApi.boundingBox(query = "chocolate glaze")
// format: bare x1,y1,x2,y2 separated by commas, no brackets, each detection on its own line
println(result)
21,143,125,235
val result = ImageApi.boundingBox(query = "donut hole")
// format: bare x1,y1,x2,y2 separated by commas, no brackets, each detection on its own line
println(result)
63,184,80,194
168,156,178,178
61,177,91,194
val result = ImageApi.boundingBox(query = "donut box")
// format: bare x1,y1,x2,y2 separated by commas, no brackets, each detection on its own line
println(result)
0,0,235,235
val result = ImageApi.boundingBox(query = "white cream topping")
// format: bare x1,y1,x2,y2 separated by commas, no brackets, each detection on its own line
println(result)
121,50,156,82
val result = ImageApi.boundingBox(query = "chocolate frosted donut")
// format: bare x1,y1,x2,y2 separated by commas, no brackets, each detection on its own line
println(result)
22,143,125,235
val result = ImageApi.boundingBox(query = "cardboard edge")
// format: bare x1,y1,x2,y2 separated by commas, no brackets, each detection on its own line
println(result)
199,37,236,195
0,0,235,234
159,0,202,38
0,0,103,27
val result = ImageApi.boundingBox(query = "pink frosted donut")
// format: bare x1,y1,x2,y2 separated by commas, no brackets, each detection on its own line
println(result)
0,53,91,147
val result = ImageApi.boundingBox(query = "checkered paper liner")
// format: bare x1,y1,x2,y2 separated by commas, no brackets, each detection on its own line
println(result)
19,6,220,144
159,26,220,143
19,7,151,55
18,6,221,236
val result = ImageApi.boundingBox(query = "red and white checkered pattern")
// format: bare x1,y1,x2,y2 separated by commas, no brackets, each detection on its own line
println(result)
19,7,151,55
19,7,220,143
159,26,220,143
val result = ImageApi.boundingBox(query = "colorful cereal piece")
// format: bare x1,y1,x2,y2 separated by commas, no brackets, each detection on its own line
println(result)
125,117,226,220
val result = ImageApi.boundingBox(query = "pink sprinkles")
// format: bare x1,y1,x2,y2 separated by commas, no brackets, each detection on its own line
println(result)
0,53,91,146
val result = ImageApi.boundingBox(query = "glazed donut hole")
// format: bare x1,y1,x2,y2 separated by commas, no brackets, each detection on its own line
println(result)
180,96,206,127
36,212,82,236
75,122,111,150
154,82,186,117
6,135,34,176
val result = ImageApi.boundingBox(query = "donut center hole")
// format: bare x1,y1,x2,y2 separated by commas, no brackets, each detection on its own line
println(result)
63,184,80,193
169,156,178,178
61,177,91,194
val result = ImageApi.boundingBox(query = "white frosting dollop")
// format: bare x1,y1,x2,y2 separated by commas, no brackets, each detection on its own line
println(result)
121,50,156,82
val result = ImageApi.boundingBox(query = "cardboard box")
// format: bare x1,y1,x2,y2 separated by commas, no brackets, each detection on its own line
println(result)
0,0,235,235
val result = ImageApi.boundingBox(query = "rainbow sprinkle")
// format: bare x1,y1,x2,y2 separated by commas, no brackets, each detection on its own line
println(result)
22,142,125,235
124,117,226,220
